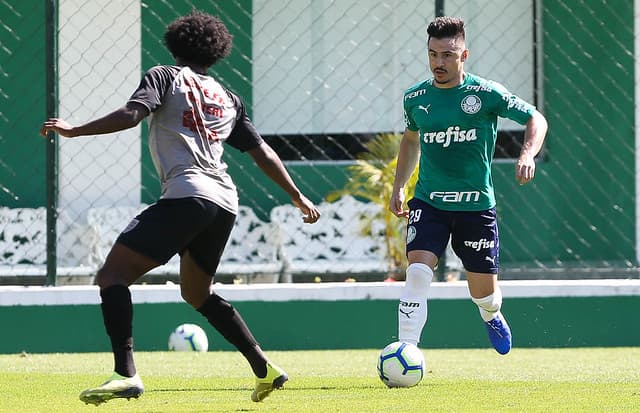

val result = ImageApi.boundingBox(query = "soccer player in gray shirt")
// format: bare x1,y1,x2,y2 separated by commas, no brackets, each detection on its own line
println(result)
41,10,320,405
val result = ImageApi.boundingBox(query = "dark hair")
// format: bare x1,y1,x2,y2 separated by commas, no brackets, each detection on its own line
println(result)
427,16,465,41
164,11,233,67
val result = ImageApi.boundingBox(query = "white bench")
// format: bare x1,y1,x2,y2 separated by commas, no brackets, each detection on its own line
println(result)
270,195,390,280
0,205,282,283
86,204,282,281
0,207,93,281
1,198,397,284
0,207,48,266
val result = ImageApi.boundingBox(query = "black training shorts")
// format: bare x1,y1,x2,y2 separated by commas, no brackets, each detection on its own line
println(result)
406,197,499,274
116,197,236,276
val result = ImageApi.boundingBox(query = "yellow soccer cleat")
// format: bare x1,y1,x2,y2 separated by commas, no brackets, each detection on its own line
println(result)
251,362,288,402
79,372,144,406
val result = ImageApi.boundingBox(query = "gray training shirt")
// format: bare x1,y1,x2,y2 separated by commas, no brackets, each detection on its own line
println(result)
129,65,263,214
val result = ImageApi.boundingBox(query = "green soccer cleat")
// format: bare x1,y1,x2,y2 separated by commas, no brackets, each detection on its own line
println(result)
79,372,144,406
251,362,288,402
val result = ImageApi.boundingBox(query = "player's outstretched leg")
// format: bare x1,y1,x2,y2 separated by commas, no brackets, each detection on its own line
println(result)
251,361,289,402
79,372,144,406
196,293,289,402
483,312,512,355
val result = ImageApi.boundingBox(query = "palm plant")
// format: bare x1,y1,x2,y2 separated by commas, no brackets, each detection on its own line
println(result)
327,132,418,272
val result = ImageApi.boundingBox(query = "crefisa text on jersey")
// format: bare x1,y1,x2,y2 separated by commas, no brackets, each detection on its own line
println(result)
422,126,477,148
465,83,492,93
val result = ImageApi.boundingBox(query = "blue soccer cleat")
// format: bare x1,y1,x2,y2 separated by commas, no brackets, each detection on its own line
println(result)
484,312,512,355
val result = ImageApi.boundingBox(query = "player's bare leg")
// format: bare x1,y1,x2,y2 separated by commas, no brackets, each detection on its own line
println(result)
180,251,288,401
467,272,512,354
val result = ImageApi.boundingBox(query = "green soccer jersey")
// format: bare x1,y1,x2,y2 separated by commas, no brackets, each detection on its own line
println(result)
403,73,535,211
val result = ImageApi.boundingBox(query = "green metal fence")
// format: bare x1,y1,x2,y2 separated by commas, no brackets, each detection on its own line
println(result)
0,0,637,284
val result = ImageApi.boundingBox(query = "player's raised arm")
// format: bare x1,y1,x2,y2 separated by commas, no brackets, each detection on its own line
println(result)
39,102,149,138
389,128,420,218
247,142,320,224
516,109,548,185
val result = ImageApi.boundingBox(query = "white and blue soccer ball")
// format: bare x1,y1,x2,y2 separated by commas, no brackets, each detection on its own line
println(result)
168,323,209,352
377,341,425,388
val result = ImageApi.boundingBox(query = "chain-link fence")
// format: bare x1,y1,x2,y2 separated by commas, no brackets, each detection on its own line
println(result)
0,0,637,285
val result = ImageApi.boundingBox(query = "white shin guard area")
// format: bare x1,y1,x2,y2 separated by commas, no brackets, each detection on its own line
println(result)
471,289,503,322
398,263,433,345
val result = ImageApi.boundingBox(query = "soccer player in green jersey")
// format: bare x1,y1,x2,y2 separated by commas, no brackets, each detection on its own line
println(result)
390,16,548,354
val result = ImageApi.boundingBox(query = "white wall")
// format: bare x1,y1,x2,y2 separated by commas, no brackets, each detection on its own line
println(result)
635,0,640,265
253,0,535,135
58,0,141,220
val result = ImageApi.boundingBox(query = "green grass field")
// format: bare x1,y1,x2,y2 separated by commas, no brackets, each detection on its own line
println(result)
1,348,638,413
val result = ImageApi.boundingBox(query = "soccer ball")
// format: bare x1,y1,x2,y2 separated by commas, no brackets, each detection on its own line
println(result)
377,341,425,388
168,323,209,352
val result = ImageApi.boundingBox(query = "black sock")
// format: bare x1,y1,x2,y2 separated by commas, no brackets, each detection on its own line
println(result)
100,285,136,377
197,294,267,377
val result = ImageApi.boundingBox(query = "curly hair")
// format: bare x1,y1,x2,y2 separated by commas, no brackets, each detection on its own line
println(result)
164,10,233,67
427,16,465,41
